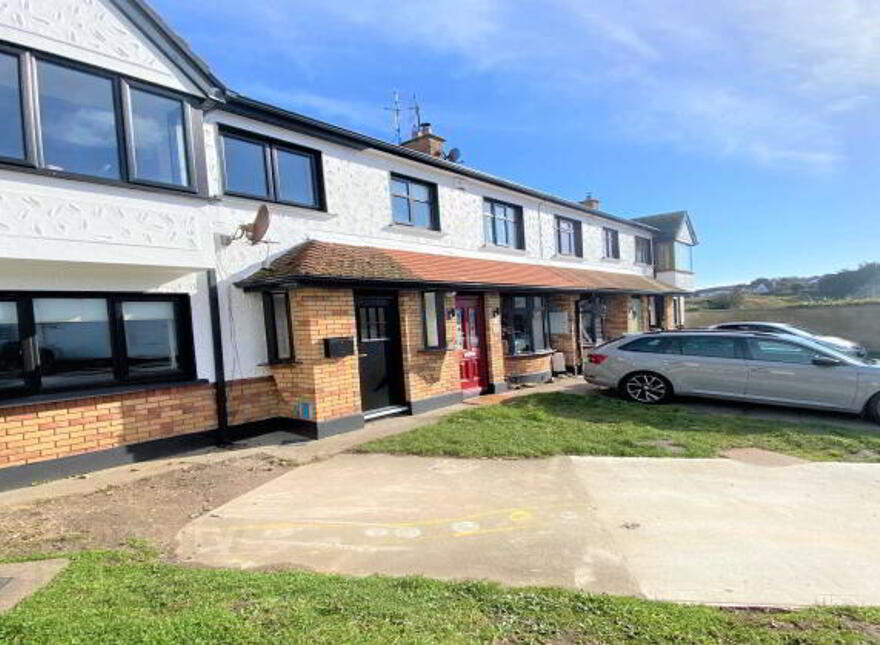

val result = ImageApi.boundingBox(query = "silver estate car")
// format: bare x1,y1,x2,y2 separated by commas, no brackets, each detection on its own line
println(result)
584,330,880,423
708,321,868,358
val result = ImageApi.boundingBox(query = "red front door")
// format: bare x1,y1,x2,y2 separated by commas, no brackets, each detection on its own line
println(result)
455,295,489,395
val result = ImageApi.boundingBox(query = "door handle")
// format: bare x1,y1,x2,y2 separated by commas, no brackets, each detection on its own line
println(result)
358,353,368,358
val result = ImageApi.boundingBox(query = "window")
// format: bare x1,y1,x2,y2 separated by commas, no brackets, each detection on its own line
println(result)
391,175,438,229
262,292,293,363
37,61,121,179
0,293,194,399
635,236,653,264
680,335,739,359
422,291,446,349
675,242,693,272
0,52,24,161
746,338,815,365
484,199,524,249
502,295,549,355
129,87,189,187
620,336,681,354
555,216,582,257
0,47,197,190
603,228,620,259
220,128,323,209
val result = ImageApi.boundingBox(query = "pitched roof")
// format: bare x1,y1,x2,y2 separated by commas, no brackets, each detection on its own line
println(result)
237,241,683,294
633,211,698,244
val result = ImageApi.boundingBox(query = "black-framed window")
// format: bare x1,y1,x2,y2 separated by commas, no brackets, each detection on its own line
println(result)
0,51,25,162
0,44,199,192
262,291,293,363
421,291,446,349
391,174,438,230
502,295,549,355
0,292,195,400
603,228,620,259
220,127,324,210
635,236,653,264
555,216,582,257
484,199,524,249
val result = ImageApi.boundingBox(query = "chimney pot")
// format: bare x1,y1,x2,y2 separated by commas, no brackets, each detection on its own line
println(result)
401,123,446,158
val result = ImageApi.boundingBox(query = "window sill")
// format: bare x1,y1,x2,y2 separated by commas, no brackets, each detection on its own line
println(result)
504,350,555,359
218,193,335,220
480,245,527,257
601,257,621,263
551,254,584,263
419,346,452,354
384,224,445,238
0,378,208,410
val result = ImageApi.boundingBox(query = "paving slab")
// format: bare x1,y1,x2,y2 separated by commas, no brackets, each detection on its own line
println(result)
0,559,68,612
176,453,640,596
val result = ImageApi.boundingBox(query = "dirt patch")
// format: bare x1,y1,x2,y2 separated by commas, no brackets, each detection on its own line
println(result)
0,454,293,560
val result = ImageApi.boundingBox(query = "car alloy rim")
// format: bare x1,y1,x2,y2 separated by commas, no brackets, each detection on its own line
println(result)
626,374,666,403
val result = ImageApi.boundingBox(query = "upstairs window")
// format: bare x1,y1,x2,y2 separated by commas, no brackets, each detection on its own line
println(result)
555,216,582,257
129,87,190,187
484,199,524,249
220,129,324,209
391,175,438,229
0,52,24,161
635,236,653,264
603,228,620,259
0,47,197,191
37,61,121,180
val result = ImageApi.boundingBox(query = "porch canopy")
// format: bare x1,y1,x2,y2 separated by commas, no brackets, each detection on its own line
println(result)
236,240,682,294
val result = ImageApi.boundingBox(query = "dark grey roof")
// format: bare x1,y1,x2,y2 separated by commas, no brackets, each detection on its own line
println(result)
112,0,226,97
633,211,698,244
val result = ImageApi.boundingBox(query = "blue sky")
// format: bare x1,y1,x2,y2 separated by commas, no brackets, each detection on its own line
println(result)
153,0,879,288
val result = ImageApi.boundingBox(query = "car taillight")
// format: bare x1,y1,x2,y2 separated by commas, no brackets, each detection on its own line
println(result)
588,354,608,365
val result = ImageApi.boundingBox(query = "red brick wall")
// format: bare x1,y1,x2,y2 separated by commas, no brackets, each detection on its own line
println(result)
504,353,552,379
398,291,460,403
483,292,506,387
549,294,578,370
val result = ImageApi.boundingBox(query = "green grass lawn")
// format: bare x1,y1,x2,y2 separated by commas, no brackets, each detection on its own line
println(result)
356,392,880,461
2,550,879,644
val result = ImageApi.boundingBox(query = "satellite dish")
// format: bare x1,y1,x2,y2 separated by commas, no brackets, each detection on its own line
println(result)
223,204,272,246
445,147,461,163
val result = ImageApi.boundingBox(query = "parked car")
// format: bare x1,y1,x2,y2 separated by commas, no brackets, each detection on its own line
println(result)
583,330,880,423
708,321,868,358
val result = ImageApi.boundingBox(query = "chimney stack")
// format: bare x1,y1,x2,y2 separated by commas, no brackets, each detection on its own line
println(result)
401,122,446,158
581,194,600,210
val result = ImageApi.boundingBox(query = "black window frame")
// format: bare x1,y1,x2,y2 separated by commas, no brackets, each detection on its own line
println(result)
219,125,326,211
635,236,653,265
484,198,525,249
421,291,447,350
555,215,583,257
602,228,620,259
262,291,295,364
0,291,196,401
501,294,550,356
390,173,440,230
0,42,204,195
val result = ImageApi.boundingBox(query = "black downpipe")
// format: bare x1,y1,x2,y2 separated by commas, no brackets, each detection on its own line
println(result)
206,269,229,444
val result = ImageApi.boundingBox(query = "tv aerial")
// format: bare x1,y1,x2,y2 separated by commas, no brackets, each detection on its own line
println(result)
221,204,273,246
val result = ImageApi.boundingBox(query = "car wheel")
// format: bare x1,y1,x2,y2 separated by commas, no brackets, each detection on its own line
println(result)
867,393,880,424
620,372,673,405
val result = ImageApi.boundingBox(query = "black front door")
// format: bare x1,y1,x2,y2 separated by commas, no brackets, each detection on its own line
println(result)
355,293,405,413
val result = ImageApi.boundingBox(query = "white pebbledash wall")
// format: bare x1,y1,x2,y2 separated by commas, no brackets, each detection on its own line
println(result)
0,0,677,388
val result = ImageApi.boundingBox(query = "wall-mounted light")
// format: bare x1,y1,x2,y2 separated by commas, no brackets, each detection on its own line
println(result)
447,308,457,320
492,308,501,318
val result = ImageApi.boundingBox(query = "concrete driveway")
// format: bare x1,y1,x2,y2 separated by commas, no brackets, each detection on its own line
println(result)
176,453,880,607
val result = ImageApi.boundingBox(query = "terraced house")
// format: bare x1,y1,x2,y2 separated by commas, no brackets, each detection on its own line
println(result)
0,0,698,485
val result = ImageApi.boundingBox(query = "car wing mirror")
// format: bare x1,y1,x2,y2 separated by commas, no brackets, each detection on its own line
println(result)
812,355,842,367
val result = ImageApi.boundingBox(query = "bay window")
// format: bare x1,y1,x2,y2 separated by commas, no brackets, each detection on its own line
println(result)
0,46,198,191
502,295,549,355
0,293,194,400
220,127,324,209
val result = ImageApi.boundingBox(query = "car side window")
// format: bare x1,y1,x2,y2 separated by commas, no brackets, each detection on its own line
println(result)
680,336,738,359
619,337,681,354
746,339,814,365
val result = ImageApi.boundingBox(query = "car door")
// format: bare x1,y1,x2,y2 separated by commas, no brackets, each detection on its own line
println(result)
743,338,859,409
671,335,749,397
